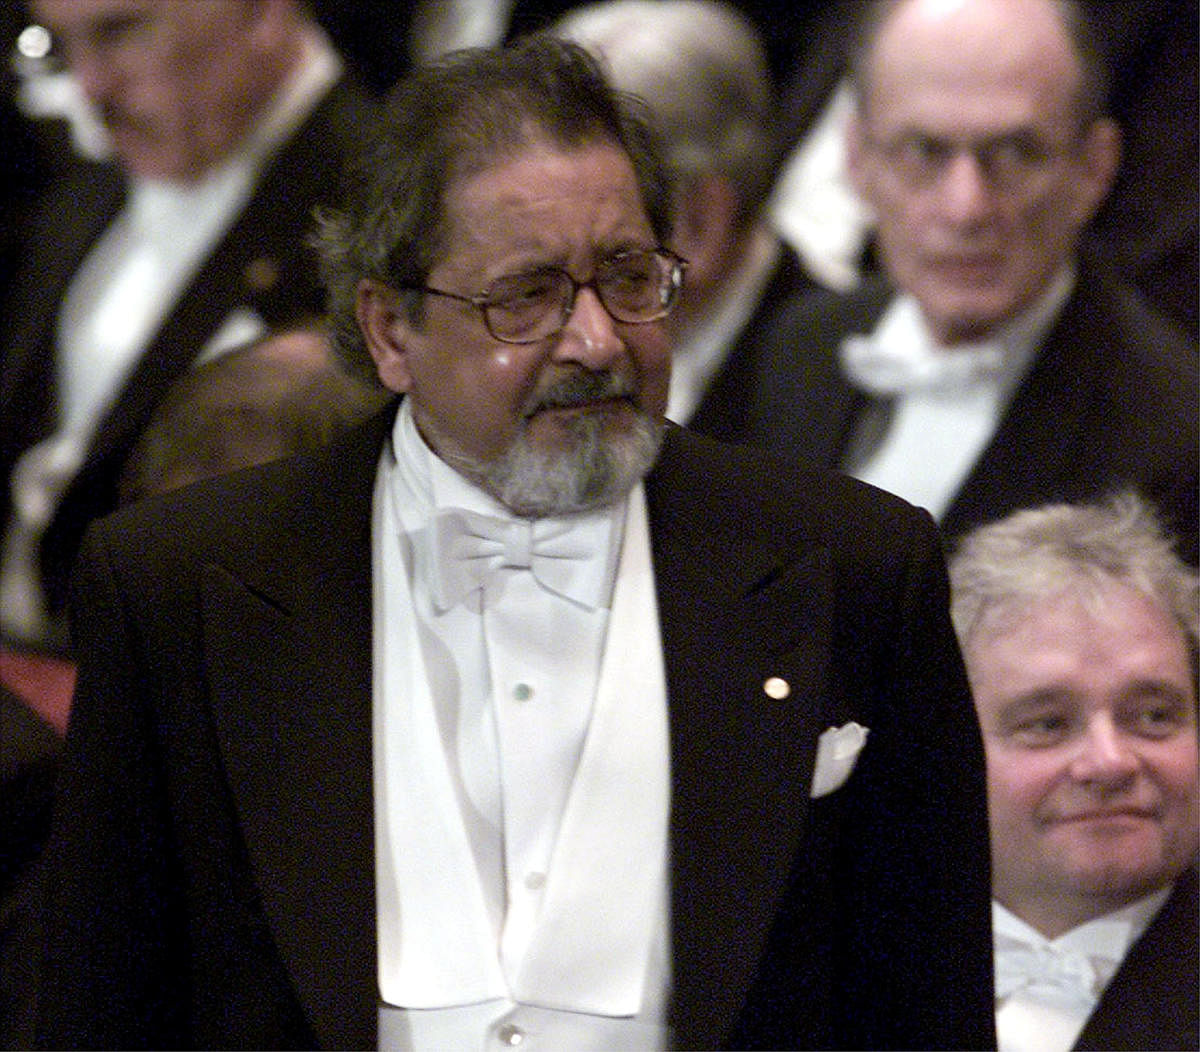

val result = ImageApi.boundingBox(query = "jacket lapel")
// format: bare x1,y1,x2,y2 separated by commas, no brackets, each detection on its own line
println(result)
201,410,389,1050
1074,868,1198,1051
0,163,123,462
647,429,836,1048
941,280,1095,539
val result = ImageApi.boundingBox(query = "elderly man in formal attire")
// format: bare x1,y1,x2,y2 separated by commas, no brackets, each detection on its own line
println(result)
951,495,1199,1052
0,0,376,657
34,35,994,1051
739,0,1197,563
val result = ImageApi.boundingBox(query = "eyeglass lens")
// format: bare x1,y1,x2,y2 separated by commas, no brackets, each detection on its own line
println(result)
482,251,680,343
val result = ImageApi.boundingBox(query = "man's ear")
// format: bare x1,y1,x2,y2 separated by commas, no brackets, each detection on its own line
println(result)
1071,116,1121,228
356,279,415,393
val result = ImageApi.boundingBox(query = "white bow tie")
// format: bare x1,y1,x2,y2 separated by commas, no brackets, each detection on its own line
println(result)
429,507,610,610
994,938,1112,1003
840,332,1007,395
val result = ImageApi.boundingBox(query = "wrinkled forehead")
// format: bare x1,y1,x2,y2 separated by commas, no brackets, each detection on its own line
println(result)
441,128,640,225
438,137,653,252
968,582,1198,681
445,118,615,185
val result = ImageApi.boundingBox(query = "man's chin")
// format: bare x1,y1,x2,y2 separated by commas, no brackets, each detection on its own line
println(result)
490,409,664,518
1057,839,1177,899
916,288,1024,344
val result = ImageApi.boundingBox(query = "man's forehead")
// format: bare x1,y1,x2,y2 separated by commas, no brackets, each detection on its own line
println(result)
862,0,1084,124
34,0,155,31
864,87,1068,140
446,140,644,220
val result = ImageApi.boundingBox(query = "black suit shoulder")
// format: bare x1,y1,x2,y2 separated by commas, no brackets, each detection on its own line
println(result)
75,399,391,603
651,422,933,551
647,424,956,663
729,277,889,466
685,244,820,444
97,411,931,594
1074,869,1199,1051
950,257,1198,559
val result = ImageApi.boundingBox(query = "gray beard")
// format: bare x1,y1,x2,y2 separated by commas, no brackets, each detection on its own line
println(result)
490,408,663,517
438,407,664,518
420,366,666,518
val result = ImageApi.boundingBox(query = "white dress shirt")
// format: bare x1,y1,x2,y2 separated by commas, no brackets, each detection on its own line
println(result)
0,28,341,645
373,402,672,1050
769,79,874,293
992,889,1170,1052
838,267,1073,520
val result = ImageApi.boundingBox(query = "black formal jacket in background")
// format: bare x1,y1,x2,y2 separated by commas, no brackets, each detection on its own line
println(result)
1075,868,1199,1051
684,243,818,441
35,408,996,1050
736,254,1199,563
0,75,378,624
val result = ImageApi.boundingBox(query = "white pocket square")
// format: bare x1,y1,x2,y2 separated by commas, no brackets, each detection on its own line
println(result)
810,722,869,798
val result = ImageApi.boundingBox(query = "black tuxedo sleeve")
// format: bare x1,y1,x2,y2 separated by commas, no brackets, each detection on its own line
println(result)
34,520,316,1050
34,525,189,1050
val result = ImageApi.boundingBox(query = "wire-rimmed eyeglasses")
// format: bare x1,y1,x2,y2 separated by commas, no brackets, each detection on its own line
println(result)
399,247,687,345
863,128,1082,197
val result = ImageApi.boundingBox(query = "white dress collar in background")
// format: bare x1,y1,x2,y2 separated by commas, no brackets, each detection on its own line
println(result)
839,267,1072,520
992,888,1170,1052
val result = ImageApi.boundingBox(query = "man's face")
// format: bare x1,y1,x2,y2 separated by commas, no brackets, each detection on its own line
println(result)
33,0,281,180
968,584,1199,937
361,139,672,516
847,0,1119,344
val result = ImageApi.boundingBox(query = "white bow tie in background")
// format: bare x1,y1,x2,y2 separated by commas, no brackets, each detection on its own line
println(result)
840,332,1007,395
994,938,1113,1004
430,507,609,610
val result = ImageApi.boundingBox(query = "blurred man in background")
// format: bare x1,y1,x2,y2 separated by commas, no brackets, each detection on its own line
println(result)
0,0,377,656
744,0,1197,563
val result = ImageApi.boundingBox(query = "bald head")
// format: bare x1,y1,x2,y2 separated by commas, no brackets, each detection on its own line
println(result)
853,0,1105,125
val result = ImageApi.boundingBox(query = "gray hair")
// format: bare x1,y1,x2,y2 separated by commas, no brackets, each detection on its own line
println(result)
551,0,779,229
313,34,674,382
949,493,1200,667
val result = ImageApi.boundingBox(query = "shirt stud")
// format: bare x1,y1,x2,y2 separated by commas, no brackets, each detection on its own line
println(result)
497,1022,524,1046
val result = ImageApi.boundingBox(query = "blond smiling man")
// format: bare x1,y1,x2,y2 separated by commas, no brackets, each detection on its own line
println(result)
951,495,1199,1052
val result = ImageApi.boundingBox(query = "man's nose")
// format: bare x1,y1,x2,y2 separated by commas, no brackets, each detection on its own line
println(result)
554,286,624,369
1069,715,1140,785
938,150,995,223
